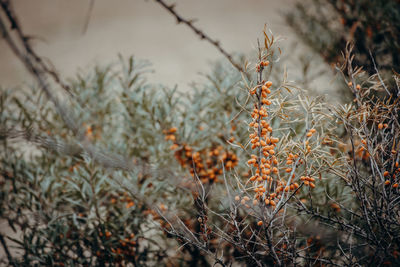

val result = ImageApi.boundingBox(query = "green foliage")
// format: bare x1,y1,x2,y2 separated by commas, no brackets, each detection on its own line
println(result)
0,56,251,265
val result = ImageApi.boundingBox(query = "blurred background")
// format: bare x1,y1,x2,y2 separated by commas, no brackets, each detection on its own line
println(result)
0,0,297,89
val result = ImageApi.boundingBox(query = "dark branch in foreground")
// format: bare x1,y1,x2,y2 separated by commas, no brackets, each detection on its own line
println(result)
0,0,139,172
153,0,245,74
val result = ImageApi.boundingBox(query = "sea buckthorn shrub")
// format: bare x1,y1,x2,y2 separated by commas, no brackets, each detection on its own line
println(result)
317,44,400,265
1,32,399,266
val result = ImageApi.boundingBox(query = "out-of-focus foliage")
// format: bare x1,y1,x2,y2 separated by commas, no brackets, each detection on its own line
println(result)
0,55,253,266
287,0,400,76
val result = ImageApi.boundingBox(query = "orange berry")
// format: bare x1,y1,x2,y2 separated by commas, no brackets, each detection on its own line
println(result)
271,137,279,143
396,162,399,168
265,81,273,88
247,159,256,165
378,123,383,129
235,195,240,201
331,203,340,211
262,99,271,105
348,81,353,87
306,132,312,137
309,182,315,188
393,183,399,188
262,61,270,67
270,200,276,206
284,186,289,192
384,180,390,185
159,204,167,211
384,171,390,177
257,220,263,226
170,144,179,150
265,199,270,205
356,84,361,90
361,139,367,145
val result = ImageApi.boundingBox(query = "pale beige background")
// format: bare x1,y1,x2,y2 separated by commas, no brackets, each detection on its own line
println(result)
0,0,297,89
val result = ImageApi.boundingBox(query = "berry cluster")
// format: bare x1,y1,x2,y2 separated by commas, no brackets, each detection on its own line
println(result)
164,127,238,184
238,59,319,211
384,161,400,189
244,60,301,207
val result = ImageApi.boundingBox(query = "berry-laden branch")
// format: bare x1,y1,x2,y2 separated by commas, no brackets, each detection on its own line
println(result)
239,31,321,222
152,0,245,74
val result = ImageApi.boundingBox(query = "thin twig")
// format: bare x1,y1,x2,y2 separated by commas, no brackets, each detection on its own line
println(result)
0,234,16,267
82,0,95,34
152,0,245,73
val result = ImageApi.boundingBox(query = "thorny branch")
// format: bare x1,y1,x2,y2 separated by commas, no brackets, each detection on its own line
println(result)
153,0,245,74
